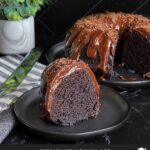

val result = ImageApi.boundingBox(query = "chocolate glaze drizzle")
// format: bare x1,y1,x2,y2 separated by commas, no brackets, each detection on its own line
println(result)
66,12,150,77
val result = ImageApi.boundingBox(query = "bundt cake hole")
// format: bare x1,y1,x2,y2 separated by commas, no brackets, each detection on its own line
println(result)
123,30,150,75
114,36,125,66
112,29,150,79
50,69,99,126
114,28,130,66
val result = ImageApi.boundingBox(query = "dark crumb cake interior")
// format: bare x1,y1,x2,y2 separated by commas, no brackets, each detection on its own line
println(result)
123,30,150,75
41,58,100,126
50,69,99,126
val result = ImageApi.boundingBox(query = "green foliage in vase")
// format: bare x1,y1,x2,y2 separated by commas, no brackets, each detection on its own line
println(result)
0,0,51,20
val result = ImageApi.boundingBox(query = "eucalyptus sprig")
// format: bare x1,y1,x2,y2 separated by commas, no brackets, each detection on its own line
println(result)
0,0,51,20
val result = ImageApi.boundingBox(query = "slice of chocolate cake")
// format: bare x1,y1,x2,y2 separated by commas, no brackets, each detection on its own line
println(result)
41,58,100,126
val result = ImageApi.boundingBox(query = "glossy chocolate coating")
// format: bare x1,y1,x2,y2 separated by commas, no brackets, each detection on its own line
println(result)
66,12,150,77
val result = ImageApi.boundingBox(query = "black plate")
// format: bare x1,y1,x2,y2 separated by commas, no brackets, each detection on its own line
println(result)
14,86,130,142
46,42,150,89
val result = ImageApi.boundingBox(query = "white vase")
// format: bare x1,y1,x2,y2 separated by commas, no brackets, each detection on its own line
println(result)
0,16,35,54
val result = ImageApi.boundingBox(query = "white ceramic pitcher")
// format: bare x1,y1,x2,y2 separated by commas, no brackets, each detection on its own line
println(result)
0,16,35,54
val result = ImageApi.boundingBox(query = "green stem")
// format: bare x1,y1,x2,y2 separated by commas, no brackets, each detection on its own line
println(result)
0,48,42,92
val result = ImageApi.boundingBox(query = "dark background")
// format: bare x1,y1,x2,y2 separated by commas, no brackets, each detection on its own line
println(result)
35,0,150,53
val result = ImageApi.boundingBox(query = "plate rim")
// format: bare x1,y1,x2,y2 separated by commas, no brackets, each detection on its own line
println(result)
13,86,131,140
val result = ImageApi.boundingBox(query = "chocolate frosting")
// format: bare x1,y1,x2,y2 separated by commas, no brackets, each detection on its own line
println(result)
66,12,150,77
41,58,100,118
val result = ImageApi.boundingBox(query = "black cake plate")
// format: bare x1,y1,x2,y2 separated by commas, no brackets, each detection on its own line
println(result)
45,41,150,89
14,86,130,142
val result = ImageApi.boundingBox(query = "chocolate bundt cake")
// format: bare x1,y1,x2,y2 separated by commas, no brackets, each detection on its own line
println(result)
65,12,150,79
41,58,100,126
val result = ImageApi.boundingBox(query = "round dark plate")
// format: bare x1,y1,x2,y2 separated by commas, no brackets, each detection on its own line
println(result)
46,42,150,89
14,86,130,142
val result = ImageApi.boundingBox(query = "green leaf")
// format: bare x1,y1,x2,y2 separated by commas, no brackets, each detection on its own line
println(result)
17,0,25,3
0,48,42,91
12,11,23,20
26,0,31,6
31,5,40,16
4,6,15,19
0,0,52,20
